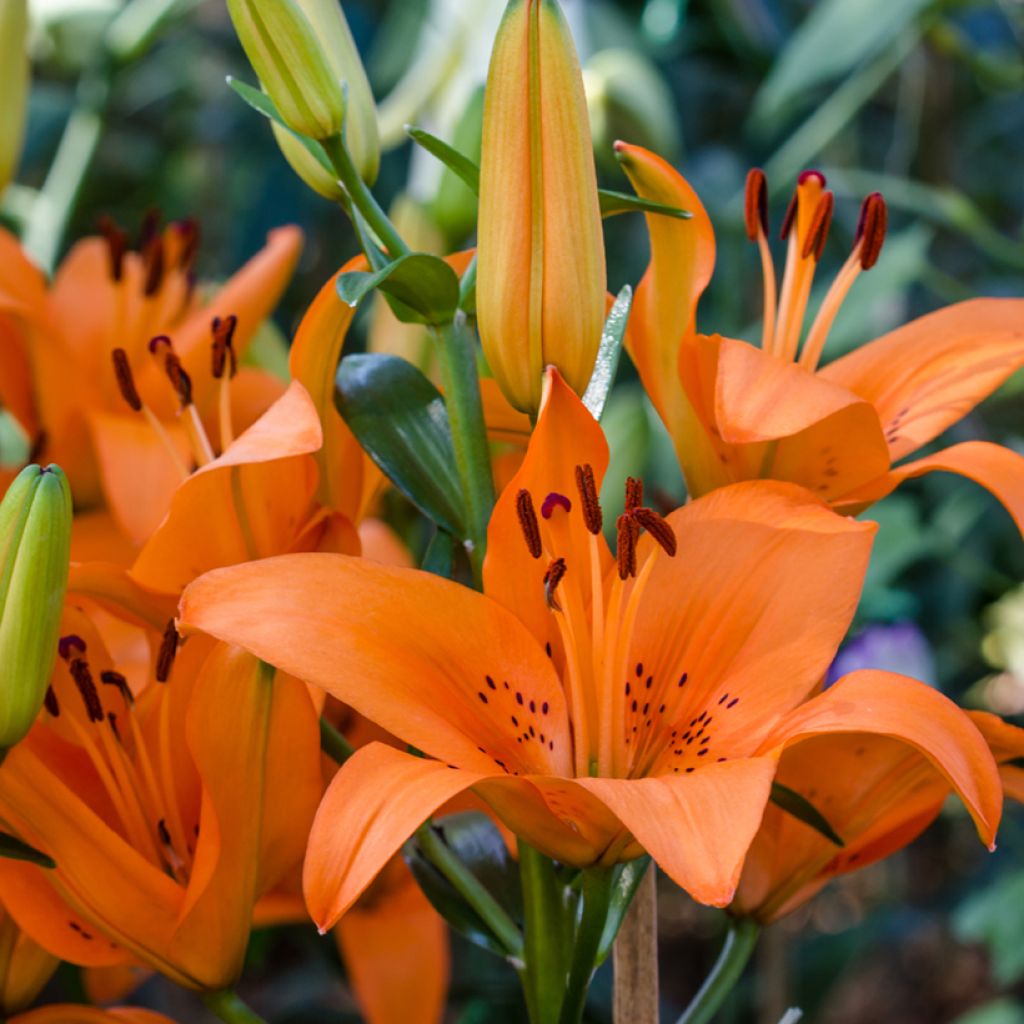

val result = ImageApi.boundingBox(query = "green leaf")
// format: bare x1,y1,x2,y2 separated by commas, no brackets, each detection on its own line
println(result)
406,125,690,221
406,125,481,194
596,857,651,965
0,830,56,869
406,812,522,957
954,871,1024,986
598,188,691,220
421,527,455,578
582,285,632,420
336,252,461,327
770,782,844,847
335,354,465,536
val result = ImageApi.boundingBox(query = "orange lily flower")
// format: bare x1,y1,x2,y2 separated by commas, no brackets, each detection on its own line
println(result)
733,710,1024,924
0,897,58,1015
477,0,606,414
10,1007,177,1024
0,601,321,991
178,368,1001,927
617,145,1024,529
0,219,301,544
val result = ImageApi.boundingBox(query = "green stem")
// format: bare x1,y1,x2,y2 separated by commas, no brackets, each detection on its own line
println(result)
319,716,355,764
23,76,109,273
429,315,495,584
675,918,761,1024
559,867,615,1024
416,821,523,959
322,133,409,259
202,990,269,1024
519,843,570,1024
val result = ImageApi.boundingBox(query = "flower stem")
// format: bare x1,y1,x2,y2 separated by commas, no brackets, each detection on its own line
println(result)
613,863,659,1024
415,821,523,960
429,314,495,585
558,867,616,1024
519,843,571,1024
319,716,355,764
322,133,409,259
202,990,268,1024
675,917,761,1024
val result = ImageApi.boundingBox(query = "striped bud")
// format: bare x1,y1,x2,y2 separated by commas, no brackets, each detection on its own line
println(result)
0,465,73,751
0,0,28,193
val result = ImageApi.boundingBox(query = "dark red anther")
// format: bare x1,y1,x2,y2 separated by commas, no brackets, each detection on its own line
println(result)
58,635,86,661
801,190,834,261
854,192,888,270
112,349,143,412
574,464,603,535
70,658,104,723
174,218,201,269
543,557,568,611
44,686,60,717
101,670,135,706
779,170,826,242
211,315,239,380
624,477,644,513
97,216,126,282
148,334,172,354
634,507,678,557
163,353,193,407
155,621,179,682
515,489,542,559
540,492,572,519
743,169,769,241
138,208,161,249
616,513,639,580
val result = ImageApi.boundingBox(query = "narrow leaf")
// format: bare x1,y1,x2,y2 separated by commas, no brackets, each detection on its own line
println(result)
335,354,465,536
421,528,455,578
406,125,481,194
598,189,692,220
596,856,651,965
583,285,632,420
0,831,56,869
770,782,845,847
336,252,461,327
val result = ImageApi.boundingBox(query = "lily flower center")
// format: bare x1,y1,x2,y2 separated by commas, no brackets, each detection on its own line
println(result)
744,168,888,371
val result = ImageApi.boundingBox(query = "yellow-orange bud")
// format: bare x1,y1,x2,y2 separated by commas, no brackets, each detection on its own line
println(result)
477,0,606,415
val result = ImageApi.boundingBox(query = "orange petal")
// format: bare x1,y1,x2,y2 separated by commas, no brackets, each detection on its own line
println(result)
81,963,151,1006
12,1007,178,1024
484,368,611,656
179,553,573,776
0,228,47,319
303,743,487,930
575,757,776,906
762,670,1003,849
67,563,178,634
970,710,1024,803
289,255,366,520
819,298,1024,462
613,144,721,494
0,899,60,1012
336,860,449,1024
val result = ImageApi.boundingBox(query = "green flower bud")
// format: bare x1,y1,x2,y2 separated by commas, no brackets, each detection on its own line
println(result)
227,0,347,141
0,0,29,193
271,121,345,201
0,465,73,752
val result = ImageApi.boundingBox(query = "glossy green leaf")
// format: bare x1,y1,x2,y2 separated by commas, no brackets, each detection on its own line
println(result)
598,188,691,220
0,830,56,869
596,856,651,965
406,812,522,958
335,354,465,536
582,284,632,420
770,782,844,847
421,527,455,578
336,252,461,327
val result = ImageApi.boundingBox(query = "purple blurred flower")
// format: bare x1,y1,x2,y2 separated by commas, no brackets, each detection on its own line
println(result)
826,621,937,688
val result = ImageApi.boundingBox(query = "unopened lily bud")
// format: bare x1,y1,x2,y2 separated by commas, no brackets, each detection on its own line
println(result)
271,121,345,200
0,0,29,193
0,465,73,751
478,0,606,415
227,0,346,141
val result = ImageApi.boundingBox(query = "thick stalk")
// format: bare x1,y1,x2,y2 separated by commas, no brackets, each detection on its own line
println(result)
318,716,355,764
519,843,570,1024
23,77,108,273
559,867,616,1024
322,134,409,259
675,918,761,1024
429,315,495,584
416,821,523,959
202,990,268,1024
613,863,658,1024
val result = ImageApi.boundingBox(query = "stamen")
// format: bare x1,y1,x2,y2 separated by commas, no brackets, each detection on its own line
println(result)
44,686,60,716
142,235,165,297
174,218,201,270
211,315,238,380
779,170,826,241
543,557,568,611
744,169,768,240
516,489,543,559
634,508,677,557
155,621,179,683
801,191,834,261
855,192,888,269
69,658,104,723
101,670,135,706
97,216,126,282
138,208,161,250
616,514,639,580
162,351,193,408
541,492,572,519
58,634,87,661
575,464,603,535
111,349,143,412
624,477,643,513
